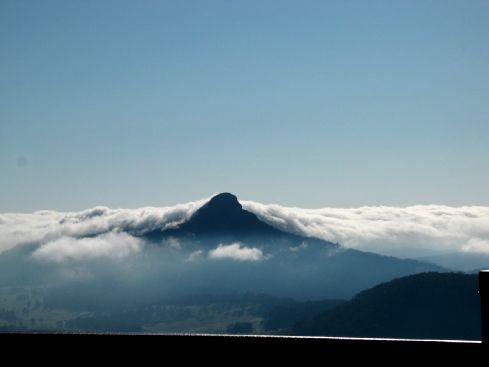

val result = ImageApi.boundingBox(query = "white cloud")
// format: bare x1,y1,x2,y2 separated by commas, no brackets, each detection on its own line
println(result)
462,238,489,256
241,201,489,257
290,242,308,252
2,196,489,259
162,237,181,249
0,198,208,254
208,243,267,261
32,232,143,263
186,250,203,262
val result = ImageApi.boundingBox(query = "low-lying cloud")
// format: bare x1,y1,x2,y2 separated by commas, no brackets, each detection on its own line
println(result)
461,238,489,256
241,201,489,257
208,243,266,261
2,197,489,259
0,198,207,254
32,232,143,263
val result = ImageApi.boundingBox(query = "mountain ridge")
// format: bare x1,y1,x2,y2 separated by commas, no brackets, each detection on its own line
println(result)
143,192,330,248
293,272,481,340
133,193,448,300
178,193,284,236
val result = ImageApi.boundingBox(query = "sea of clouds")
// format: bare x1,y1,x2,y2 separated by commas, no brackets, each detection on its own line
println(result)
2,198,489,262
242,201,489,258
0,199,206,255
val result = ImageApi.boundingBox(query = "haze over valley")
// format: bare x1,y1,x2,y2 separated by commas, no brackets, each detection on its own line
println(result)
0,193,486,338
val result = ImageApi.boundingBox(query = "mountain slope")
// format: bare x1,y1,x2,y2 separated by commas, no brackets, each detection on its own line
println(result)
138,193,447,299
143,192,311,247
293,272,481,340
179,193,283,236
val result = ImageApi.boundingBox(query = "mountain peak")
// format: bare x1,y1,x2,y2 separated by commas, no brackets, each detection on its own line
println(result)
206,193,242,212
177,192,280,236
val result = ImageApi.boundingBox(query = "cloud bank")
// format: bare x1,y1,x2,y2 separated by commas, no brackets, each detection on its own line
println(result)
461,238,489,256
2,197,489,259
208,243,266,261
241,201,489,257
32,232,142,263
0,198,207,254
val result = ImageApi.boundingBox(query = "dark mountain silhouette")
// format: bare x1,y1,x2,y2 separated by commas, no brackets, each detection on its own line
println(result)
178,193,284,236
293,272,481,340
142,192,331,256
137,193,447,300
144,192,299,243
262,299,345,332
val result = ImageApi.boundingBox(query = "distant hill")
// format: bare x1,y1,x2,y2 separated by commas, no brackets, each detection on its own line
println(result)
261,299,345,333
293,272,481,341
416,252,489,272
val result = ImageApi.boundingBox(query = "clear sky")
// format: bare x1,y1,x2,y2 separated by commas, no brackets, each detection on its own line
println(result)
1,0,488,212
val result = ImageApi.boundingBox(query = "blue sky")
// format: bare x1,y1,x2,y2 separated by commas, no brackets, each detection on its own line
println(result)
1,0,488,211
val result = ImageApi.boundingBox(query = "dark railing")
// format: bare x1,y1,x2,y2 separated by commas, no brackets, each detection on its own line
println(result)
480,270,489,345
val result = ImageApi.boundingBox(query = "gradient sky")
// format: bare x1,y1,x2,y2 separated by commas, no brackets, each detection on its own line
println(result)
1,0,488,212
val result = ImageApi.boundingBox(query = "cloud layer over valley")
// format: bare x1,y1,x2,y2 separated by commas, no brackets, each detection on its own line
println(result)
2,197,488,303
242,201,489,258
31,232,143,263
2,198,489,260
0,199,207,254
